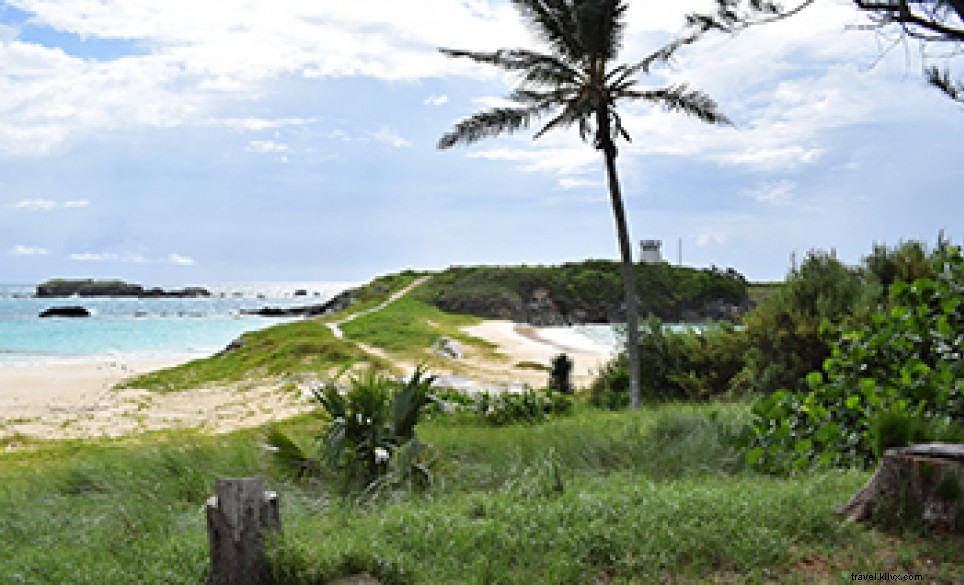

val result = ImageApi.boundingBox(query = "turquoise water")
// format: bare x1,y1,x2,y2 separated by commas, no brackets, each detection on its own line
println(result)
0,282,354,365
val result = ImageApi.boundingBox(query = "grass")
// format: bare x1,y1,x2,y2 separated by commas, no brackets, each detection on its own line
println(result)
120,272,433,392
338,295,497,363
2,405,961,584
121,319,387,392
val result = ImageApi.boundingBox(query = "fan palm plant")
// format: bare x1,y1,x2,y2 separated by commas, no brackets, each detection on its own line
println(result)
438,0,731,408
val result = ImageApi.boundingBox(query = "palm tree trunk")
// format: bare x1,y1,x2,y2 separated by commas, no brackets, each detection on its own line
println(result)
596,109,642,409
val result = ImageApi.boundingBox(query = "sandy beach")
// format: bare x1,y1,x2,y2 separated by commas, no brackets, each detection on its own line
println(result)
0,320,616,443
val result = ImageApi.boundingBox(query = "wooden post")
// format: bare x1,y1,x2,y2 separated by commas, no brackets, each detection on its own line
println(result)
206,478,281,585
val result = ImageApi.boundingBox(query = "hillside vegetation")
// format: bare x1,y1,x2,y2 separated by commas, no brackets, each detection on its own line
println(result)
413,260,749,325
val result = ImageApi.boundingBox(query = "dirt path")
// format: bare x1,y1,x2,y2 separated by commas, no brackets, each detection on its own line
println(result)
326,275,431,339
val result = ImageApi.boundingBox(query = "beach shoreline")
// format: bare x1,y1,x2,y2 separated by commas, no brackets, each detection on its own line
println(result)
0,320,616,443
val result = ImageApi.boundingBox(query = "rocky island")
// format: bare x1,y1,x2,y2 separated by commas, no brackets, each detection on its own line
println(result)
35,279,211,298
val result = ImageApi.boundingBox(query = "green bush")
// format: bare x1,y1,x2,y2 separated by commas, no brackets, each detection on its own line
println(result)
734,250,865,396
549,353,575,395
739,243,964,475
589,318,746,407
473,388,573,425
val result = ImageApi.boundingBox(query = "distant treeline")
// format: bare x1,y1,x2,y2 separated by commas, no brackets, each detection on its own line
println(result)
409,260,751,326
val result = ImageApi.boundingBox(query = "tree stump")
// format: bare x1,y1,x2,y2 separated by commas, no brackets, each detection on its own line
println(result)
837,443,964,531
206,478,282,585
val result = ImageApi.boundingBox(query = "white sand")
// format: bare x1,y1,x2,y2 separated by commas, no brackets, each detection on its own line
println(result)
0,356,315,443
0,320,618,443
460,321,615,386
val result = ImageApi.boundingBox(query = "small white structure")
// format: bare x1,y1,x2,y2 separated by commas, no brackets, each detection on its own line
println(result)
639,239,663,264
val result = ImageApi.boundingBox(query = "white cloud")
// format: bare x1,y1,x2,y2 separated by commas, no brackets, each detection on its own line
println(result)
696,233,727,247
246,140,288,153
167,253,195,266
14,198,58,211
558,177,604,190
209,117,316,131
10,244,49,256
743,180,797,204
70,252,147,263
469,146,598,176
373,126,410,148
0,0,530,157
13,197,90,210
423,95,448,106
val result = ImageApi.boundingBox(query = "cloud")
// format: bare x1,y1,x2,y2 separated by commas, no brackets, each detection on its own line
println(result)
13,198,90,210
246,140,289,153
10,244,49,256
373,126,410,148
696,233,727,247
558,177,604,190
69,252,147,263
210,117,316,131
0,1,529,157
167,253,195,266
14,198,58,211
423,94,448,106
743,180,796,205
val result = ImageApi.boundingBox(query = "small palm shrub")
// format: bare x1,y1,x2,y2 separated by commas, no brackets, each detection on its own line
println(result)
267,367,437,491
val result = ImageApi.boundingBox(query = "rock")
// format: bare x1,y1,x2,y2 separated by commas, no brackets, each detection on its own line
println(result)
215,336,246,357
242,290,358,318
432,337,464,359
39,306,91,318
35,278,210,298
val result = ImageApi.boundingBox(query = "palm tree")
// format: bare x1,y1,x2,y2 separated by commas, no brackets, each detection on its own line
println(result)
438,0,731,408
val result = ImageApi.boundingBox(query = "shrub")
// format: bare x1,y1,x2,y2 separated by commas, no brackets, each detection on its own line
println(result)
474,388,573,425
267,367,437,490
549,353,574,394
734,250,865,396
589,318,746,407
738,243,964,474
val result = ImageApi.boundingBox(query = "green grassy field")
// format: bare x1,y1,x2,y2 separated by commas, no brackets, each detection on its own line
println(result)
1,405,961,584
12,269,961,583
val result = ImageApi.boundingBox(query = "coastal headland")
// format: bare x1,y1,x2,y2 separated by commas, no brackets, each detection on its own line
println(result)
1,261,750,442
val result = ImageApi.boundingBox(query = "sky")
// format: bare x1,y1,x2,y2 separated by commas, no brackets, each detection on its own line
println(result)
0,0,962,286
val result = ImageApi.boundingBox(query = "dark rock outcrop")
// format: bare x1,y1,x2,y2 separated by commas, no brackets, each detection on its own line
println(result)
432,288,751,326
36,279,211,298
39,306,91,318
242,290,358,318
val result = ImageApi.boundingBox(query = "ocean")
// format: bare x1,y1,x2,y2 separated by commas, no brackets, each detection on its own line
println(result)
0,282,356,366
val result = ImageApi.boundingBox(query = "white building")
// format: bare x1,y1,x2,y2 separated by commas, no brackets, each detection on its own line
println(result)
639,239,663,264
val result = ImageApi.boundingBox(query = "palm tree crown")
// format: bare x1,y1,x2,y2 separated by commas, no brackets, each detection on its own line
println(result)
437,0,731,153
438,0,731,408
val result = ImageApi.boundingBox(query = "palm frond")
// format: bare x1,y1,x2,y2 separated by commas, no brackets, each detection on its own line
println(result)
438,104,557,149
440,48,583,85
569,0,630,61
608,27,705,89
508,86,579,107
510,0,584,62
635,84,733,126
532,93,595,140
